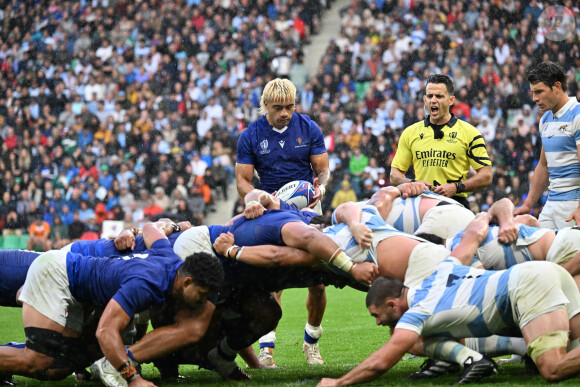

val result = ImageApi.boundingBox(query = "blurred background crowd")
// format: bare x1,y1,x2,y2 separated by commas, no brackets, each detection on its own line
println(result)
0,0,579,250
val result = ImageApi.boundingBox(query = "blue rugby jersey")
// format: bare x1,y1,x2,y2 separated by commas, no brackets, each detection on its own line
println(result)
66,239,182,317
540,98,580,201
70,232,182,256
0,250,41,307
236,113,327,193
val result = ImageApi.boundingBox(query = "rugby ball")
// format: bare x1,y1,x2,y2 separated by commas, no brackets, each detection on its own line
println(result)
275,180,316,209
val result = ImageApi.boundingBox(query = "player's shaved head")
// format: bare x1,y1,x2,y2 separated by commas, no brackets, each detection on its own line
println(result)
366,276,406,308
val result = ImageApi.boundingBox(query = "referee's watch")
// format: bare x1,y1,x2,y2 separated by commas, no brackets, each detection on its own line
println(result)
455,182,466,194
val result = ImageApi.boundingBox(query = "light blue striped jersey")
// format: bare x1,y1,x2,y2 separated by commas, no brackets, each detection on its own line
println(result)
450,224,550,269
324,205,425,277
540,97,580,201
396,259,518,338
385,191,462,234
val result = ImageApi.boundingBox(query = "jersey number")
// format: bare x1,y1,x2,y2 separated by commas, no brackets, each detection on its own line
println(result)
121,253,149,260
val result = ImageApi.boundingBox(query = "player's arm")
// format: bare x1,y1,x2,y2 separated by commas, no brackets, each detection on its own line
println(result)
310,152,330,206
96,299,145,383
565,143,580,225
515,146,549,216
317,329,419,386
487,198,519,243
126,301,215,363
449,212,491,266
142,218,178,249
334,202,372,248
235,162,256,198
213,232,317,267
242,189,281,220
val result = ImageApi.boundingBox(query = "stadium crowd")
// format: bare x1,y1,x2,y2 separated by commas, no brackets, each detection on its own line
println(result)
0,0,578,242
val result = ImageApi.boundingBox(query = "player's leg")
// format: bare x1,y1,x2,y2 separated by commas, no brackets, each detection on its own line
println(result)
0,251,83,378
209,291,281,379
257,291,282,367
304,284,326,365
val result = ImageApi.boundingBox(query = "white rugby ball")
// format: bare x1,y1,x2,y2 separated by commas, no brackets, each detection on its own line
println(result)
275,180,316,209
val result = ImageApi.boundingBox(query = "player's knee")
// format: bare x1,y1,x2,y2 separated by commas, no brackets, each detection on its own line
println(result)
528,330,568,382
538,361,564,382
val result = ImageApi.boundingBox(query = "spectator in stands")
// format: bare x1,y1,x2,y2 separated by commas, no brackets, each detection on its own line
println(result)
45,215,70,250
27,215,50,251
3,210,23,238
331,180,357,209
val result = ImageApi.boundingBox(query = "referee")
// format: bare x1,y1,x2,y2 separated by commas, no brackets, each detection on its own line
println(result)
390,74,492,209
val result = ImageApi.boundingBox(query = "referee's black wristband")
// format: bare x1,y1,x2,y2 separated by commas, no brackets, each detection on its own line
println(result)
172,223,181,233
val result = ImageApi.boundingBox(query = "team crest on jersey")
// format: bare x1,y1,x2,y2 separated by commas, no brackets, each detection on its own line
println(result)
260,139,270,154
559,124,568,132
295,137,307,148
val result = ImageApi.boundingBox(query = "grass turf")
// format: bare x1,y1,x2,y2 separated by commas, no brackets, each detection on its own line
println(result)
0,286,572,386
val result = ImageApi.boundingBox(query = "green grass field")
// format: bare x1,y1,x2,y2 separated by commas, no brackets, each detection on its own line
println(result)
0,286,574,386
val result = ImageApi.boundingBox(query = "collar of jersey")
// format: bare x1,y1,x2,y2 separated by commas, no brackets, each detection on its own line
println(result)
423,113,458,128
271,125,289,134
553,97,576,119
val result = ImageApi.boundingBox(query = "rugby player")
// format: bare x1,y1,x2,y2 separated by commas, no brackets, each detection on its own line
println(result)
0,219,224,387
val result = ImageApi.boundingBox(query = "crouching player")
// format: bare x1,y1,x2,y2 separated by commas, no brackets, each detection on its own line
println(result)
0,219,223,386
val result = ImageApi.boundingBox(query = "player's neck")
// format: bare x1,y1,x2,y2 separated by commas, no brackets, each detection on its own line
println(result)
551,95,570,114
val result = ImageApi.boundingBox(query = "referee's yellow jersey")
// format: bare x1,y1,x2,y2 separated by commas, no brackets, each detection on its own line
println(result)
391,115,491,197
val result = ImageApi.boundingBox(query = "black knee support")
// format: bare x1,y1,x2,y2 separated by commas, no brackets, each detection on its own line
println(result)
24,327,66,359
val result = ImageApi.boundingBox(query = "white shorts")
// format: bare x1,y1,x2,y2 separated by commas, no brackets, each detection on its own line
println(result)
539,200,580,230
415,204,475,239
173,226,215,260
19,250,84,332
546,227,580,265
404,243,452,288
511,261,580,328
60,242,73,252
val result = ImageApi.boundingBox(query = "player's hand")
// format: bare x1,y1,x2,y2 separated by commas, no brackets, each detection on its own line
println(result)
498,222,519,244
310,177,323,208
514,202,532,216
433,183,456,197
318,378,340,386
213,232,235,256
129,375,157,387
244,201,265,219
115,229,136,251
565,207,580,226
351,262,379,285
350,223,372,248
398,181,429,198
176,221,192,232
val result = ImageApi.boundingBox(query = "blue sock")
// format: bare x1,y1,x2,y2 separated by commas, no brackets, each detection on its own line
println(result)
0,342,25,349
259,342,275,349
304,331,318,344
